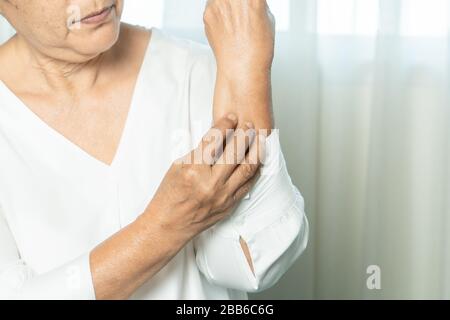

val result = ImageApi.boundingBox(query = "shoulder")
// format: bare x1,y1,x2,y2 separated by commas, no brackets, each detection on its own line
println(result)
120,25,217,135
151,30,217,100
146,29,217,138
119,24,217,80
117,23,151,50
153,27,212,56
120,23,214,61
149,27,216,75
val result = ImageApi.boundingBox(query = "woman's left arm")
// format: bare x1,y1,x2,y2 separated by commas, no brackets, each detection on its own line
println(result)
204,0,276,132
194,131,309,292
193,0,309,292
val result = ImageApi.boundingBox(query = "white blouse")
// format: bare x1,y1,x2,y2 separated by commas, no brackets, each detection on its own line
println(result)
0,28,308,300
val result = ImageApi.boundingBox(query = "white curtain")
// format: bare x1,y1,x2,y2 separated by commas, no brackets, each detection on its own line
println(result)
1,0,450,299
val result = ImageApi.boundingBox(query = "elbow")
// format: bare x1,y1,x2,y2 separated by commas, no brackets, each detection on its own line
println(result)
246,211,309,294
195,189,309,294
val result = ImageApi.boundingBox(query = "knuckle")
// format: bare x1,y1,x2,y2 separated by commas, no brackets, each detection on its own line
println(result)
204,127,222,144
203,8,213,22
215,197,232,213
202,131,213,144
198,181,215,200
241,164,256,180
218,193,231,207
222,118,235,129
204,2,219,21
209,211,229,226
239,184,252,197
183,166,199,181
215,120,231,133
244,183,253,194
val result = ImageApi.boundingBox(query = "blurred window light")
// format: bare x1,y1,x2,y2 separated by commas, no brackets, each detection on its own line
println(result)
317,0,450,36
268,0,291,31
317,0,379,35
121,0,290,31
400,0,450,36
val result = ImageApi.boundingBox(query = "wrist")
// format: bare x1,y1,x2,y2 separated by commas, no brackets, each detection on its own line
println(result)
216,69,271,100
214,68,274,131
217,64,271,84
137,206,190,255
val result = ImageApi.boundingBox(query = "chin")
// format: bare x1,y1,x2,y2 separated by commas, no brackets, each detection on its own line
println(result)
72,22,121,60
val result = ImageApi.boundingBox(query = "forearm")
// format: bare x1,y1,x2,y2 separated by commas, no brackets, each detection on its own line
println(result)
212,67,274,275
90,210,187,300
213,68,274,134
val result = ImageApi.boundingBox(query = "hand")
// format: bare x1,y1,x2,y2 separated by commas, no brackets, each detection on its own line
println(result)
204,0,276,78
144,114,264,242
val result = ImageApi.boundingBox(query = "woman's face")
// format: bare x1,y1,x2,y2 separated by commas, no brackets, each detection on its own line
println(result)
0,0,124,62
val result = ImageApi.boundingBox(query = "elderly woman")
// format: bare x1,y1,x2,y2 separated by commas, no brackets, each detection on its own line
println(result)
0,0,308,300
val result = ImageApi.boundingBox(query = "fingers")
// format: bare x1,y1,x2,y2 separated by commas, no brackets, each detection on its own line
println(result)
233,167,261,202
224,133,265,195
207,167,261,226
190,114,238,165
212,122,256,180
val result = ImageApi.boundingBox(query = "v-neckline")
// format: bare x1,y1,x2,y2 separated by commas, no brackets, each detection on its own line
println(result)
0,28,157,170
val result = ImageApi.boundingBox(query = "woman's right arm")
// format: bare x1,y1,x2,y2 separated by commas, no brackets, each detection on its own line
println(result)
0,115,261,300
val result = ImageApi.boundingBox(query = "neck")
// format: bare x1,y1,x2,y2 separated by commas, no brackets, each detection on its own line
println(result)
13,34,107,97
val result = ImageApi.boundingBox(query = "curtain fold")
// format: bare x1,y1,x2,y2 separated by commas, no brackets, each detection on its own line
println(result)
269,0,450,299
1,0,449,299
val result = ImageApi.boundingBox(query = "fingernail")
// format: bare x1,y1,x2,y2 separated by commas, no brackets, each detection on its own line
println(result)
228,113,237,121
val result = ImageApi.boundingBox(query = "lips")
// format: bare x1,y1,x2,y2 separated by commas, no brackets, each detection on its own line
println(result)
79,4,115,24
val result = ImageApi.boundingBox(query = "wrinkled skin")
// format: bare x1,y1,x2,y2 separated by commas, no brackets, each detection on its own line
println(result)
0,0,124,62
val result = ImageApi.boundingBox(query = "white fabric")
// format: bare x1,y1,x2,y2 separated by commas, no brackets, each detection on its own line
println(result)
0,28,308,300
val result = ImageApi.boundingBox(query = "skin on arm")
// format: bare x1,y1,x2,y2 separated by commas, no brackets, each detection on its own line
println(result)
204,0,276,274
205,0,276,133
240,237,255,274
90,209,186,299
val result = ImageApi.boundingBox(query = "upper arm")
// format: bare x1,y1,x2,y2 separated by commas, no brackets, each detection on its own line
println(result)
193,131,309,292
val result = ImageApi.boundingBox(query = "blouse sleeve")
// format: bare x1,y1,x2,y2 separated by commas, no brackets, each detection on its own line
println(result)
0,205,95,300
187,43,309,293
194,132,309,293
